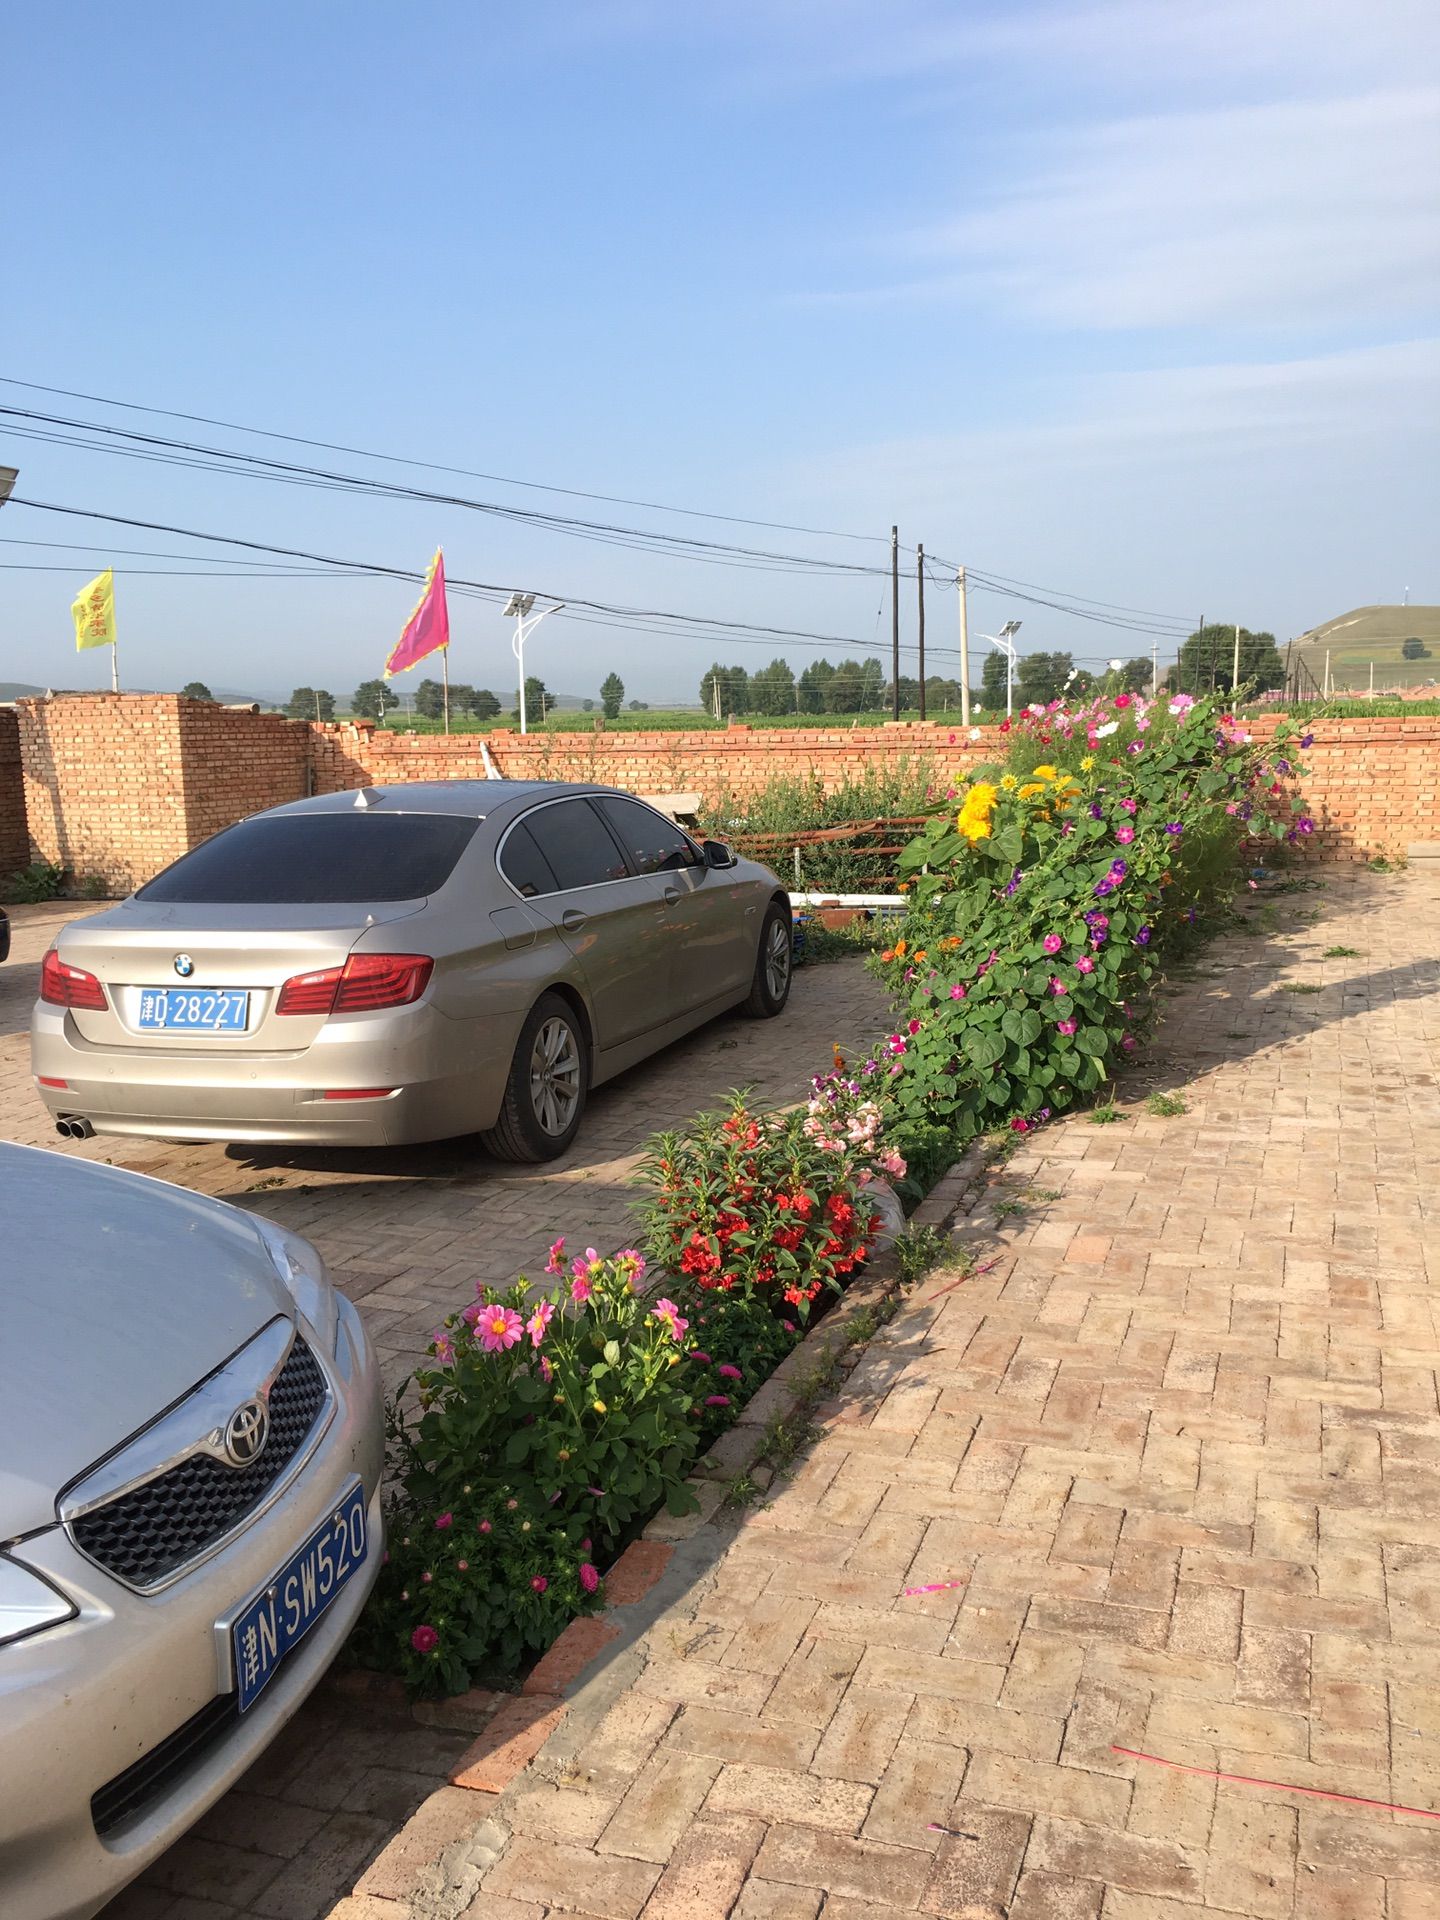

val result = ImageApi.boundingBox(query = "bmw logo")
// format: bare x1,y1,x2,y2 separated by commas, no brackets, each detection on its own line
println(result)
173,954,195,978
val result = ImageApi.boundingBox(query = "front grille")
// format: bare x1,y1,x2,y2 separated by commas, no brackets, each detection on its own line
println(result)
92,1694,239,1839
72,1338,329,1589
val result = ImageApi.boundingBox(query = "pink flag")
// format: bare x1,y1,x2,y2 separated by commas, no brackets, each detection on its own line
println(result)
384,549,449,677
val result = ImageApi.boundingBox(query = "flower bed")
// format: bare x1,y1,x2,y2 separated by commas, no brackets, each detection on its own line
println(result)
875,688,1309,1151
356,1086,902,1695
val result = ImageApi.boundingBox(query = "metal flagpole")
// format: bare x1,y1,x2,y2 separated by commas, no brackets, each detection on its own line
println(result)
442,648,450,734
958,565,971,727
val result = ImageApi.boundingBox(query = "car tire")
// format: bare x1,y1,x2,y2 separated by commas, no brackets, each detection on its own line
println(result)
742,902,793,1019
481,992,590,1163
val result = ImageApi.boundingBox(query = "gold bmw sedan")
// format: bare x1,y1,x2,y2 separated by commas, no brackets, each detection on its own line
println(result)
30,781,792,1160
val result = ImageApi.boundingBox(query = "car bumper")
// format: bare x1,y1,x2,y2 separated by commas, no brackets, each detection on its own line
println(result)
30,1003,521,1145
0,1297,384,1920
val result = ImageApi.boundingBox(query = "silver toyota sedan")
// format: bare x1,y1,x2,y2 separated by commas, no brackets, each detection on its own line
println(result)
30,781,792,1158
0,1142,383,1920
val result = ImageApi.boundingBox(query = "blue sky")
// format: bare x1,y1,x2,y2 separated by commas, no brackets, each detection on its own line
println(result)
2,0,1437,703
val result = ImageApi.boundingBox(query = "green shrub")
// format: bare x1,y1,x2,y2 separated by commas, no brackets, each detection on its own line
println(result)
6,861,66,903
875,690,1308,1150
635,1091,887,1318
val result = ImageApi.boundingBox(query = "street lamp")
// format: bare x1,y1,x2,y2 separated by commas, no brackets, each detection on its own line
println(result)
979,619,1023,718
503,592,567,734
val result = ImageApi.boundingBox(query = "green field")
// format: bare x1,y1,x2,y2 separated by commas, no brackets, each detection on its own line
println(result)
1292,605,1440,692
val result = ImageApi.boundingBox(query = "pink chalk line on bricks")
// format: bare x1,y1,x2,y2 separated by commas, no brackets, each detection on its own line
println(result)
926,1256,1002,1303
902,1579,969,1597
1113,1747,1440,1821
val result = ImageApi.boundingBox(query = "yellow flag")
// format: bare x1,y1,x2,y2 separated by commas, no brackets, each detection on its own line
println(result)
72,569,116,651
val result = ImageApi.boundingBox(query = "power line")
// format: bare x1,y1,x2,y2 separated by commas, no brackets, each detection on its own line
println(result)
0,374,892,547
6,496,896,657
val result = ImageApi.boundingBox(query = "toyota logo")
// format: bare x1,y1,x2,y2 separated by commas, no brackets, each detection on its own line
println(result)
173,953,195,978
223,1399,270,1467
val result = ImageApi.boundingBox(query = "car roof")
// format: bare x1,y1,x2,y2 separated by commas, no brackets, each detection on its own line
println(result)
262,780,613,820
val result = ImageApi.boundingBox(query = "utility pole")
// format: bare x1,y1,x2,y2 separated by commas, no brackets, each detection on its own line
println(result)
1150,642,1158,697
1231,621,1241,696
1324,650,1332,698
958,565,971,726
1369,660,1375,699
916,543,927,721
890,527,900,721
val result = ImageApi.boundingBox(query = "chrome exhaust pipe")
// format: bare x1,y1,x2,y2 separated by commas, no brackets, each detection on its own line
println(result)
55,1116,96,1140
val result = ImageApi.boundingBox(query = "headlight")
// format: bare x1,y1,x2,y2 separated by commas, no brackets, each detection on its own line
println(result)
0,1555,76,1649
254,1217,340,1357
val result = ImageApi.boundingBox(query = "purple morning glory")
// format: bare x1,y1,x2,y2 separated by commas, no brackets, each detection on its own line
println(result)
1088,802,1104,820
1298,816,1315,835
1164,822,1183,836
1300,733,1314,748
1134,926,1152,946
1093,879,1114,897
1109,859,1128,878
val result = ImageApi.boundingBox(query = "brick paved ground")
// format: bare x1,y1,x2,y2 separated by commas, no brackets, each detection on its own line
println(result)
12,867,1440,1915
314,865,1435,1920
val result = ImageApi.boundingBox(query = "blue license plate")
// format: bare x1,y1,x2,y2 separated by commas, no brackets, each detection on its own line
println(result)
232,1480,367,1712
137,988,250,1033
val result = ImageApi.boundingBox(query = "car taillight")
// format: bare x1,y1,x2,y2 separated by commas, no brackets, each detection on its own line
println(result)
275,953,434,1016
40,950,108,1010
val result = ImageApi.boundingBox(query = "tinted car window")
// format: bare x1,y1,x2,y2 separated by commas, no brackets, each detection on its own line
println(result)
137,814,479,904
498,821,560,899
596,797,701,876
522,800,630,890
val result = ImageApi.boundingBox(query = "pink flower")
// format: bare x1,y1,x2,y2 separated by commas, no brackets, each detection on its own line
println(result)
718,1363,743,1381
456,1559,469,1572
1050,977,1067,996
705,1394,732,1408
545,1237,566,1275
1115,826,1135,844
907,1017,921,1035
432,1334,454,1367
410,1625,439,1654
949,983,966,1000
615,1249,647,1287
540,1355,554,1383
1057,1019,1077,1035
1011,1118,1030,1133
651,1297,690,1342
421,1570,432,1583
531,1575,549,1593
479,1519,493,1533
690,1350,712,1365
526,1300,554,1348
1043,934,1063,955
579,1562,600,1594
1075,956,1095,974
570,1273,593,1305
1119,798,1137,814
434,1512,453,1531
478,1306,524,1352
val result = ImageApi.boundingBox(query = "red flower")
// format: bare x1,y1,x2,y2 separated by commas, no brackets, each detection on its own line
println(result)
410,1625,439,1655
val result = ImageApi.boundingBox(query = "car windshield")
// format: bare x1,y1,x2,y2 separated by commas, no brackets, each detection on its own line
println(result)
137,813,480,904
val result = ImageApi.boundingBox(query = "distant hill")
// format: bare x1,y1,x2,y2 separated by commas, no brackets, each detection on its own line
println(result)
0,681,46,700
1293,605,1440,693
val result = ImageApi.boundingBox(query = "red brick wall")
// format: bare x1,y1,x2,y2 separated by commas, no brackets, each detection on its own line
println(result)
314,715,1438,864
0,706,28,883
11,698,1437,894
15,695,308,893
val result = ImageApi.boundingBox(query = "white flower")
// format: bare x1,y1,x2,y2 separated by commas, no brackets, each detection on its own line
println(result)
1107,658,1123,671
968,727,981,741
1095,721,1119,737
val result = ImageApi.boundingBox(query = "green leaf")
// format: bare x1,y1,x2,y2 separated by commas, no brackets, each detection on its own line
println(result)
1074,1025,1110,1057
1001,1008,1043,1047
964,1029,1007,1070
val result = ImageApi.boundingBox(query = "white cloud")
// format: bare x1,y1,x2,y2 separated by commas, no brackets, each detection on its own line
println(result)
903,88,1440,331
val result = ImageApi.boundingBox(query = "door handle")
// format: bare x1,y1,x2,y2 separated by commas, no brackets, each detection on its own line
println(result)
560,908,588,932
662,887,681,907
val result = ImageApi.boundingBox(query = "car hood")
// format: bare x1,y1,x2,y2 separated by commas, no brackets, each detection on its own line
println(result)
0,1144,292,1538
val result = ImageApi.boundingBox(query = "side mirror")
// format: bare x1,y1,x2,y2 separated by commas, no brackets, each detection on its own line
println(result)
702,839,738,870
